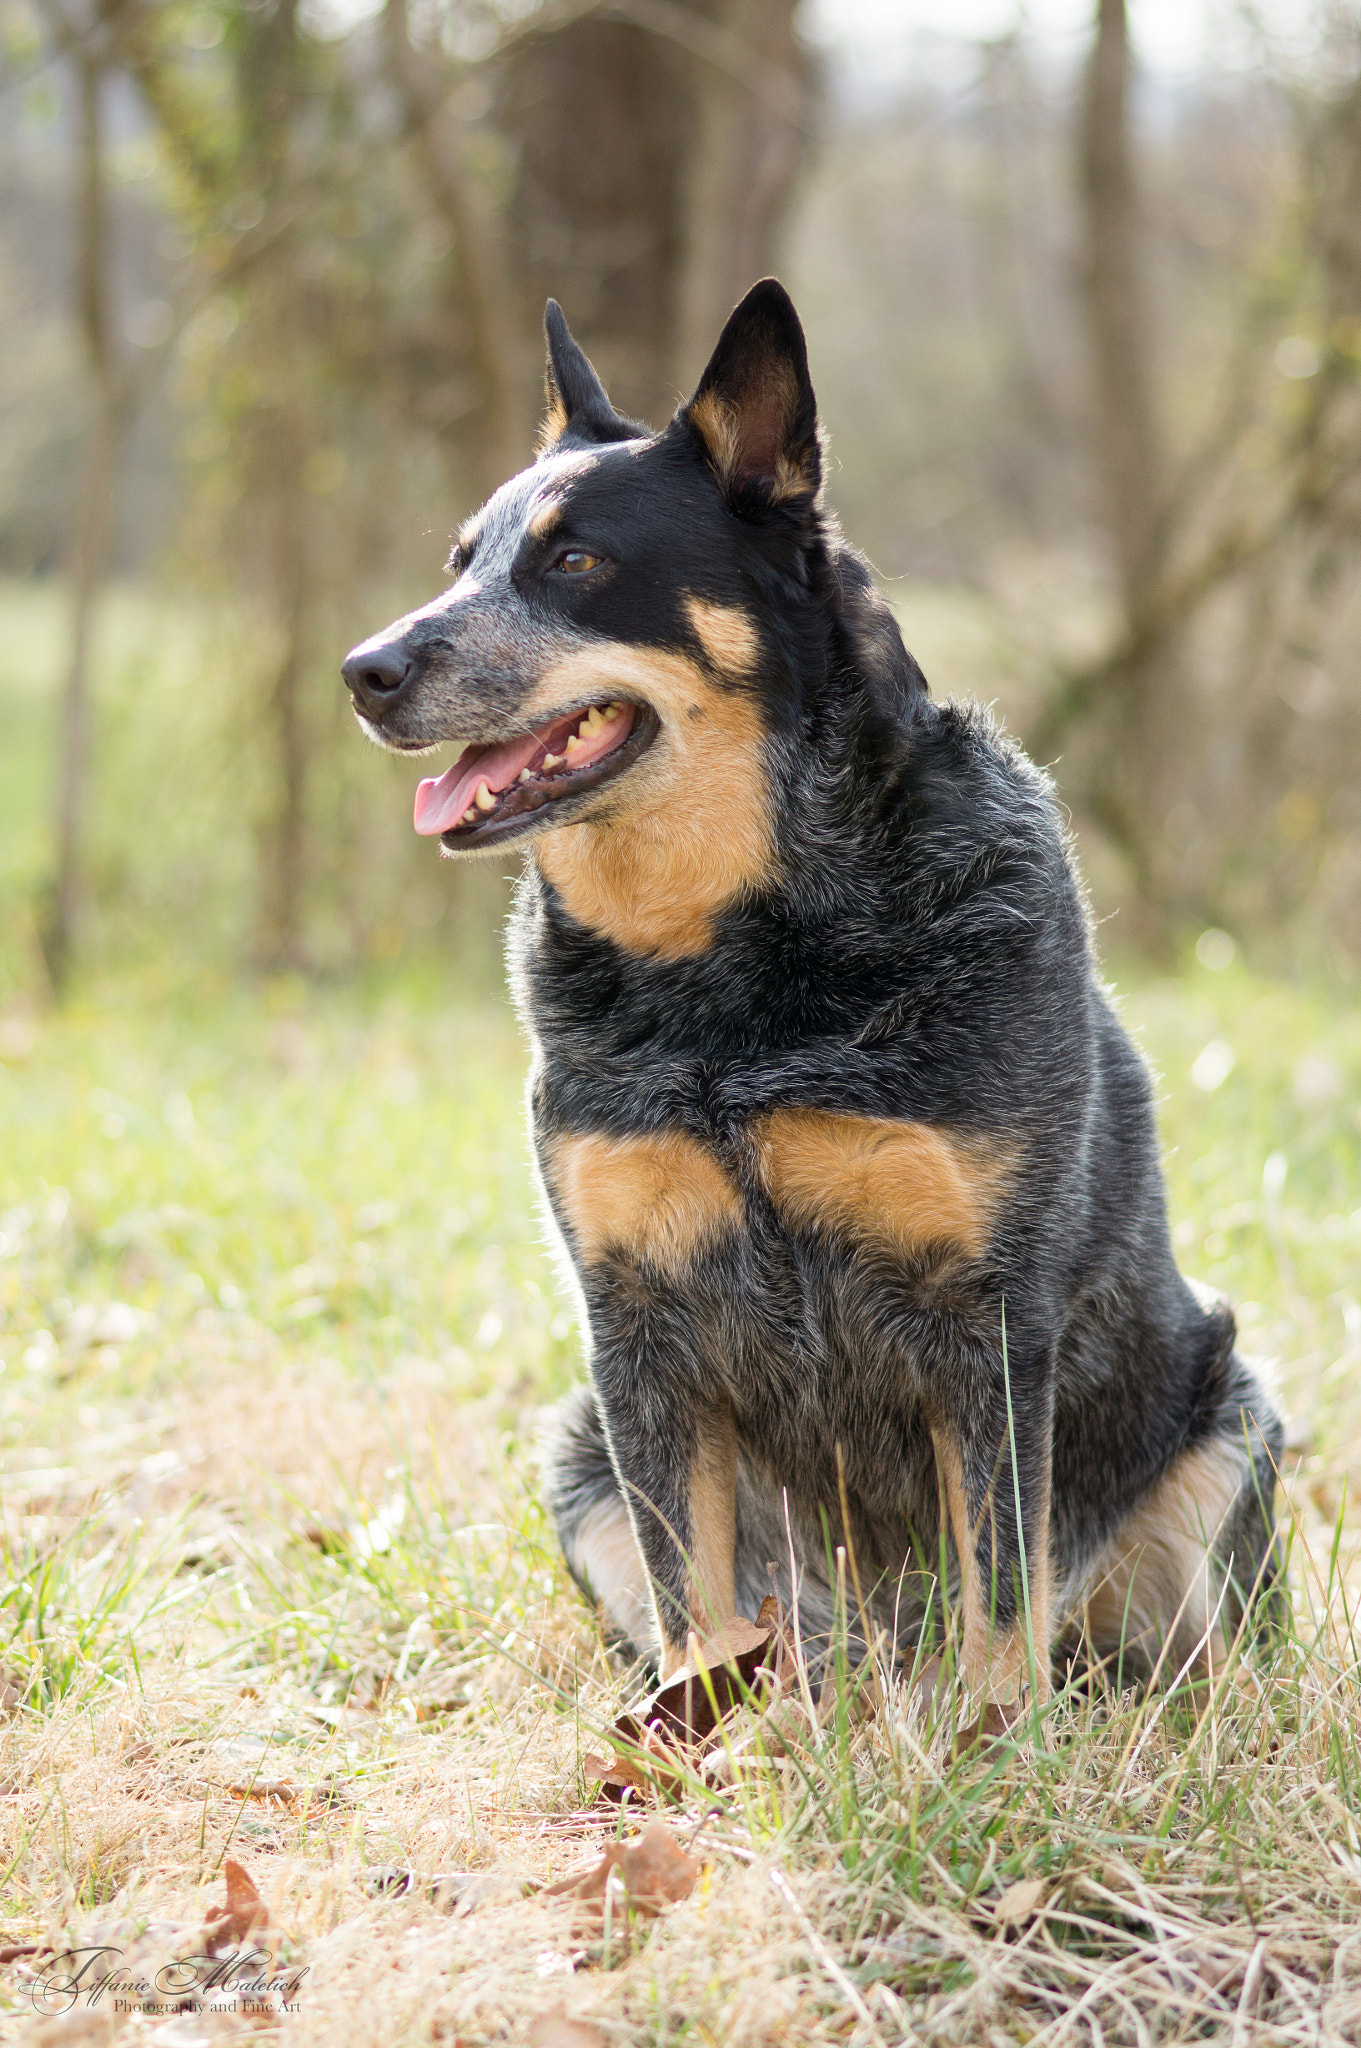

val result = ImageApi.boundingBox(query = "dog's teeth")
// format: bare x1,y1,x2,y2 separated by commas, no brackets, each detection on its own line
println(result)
543,752,562,770
582,706,603,734
474,779,496,812
518,767,533,782
462,808,476,823
565,734,583,757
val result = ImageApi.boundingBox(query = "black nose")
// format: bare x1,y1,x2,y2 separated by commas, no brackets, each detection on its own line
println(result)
342,640,414,720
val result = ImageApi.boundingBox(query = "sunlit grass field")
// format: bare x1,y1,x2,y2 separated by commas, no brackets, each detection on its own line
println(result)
0,955,1358,2043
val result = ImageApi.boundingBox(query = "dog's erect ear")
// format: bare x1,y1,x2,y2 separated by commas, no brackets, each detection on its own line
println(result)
540,300,632,450
680,279,820,511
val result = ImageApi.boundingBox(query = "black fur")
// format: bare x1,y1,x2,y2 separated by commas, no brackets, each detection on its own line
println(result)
343,282,1284,1694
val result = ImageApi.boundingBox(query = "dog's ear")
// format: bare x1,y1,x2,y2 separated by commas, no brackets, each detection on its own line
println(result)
540,300,633,450
679,278,821,512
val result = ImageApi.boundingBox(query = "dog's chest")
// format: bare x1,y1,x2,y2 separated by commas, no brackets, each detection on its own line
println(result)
535,1064,1002,1293
536,1072,999,1465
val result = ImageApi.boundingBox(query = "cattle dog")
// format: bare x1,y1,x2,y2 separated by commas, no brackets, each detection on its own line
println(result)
342,280,1283,1707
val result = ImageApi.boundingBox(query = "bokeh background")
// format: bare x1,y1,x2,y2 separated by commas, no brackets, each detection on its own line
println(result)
2,0,1360,996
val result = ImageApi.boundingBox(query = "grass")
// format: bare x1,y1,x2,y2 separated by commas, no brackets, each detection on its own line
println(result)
0,953,1358,2042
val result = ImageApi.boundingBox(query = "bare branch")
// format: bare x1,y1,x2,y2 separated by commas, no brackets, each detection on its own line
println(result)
384,0,532,486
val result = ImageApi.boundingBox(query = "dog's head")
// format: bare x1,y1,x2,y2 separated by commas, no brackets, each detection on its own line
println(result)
341,279,825,858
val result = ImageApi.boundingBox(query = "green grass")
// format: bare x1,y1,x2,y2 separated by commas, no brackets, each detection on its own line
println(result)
0,958,1357,2042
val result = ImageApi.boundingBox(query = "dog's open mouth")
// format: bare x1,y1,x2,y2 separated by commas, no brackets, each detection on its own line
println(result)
413,698,655,846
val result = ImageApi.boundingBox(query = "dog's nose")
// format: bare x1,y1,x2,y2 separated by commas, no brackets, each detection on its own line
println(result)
342,639,414,720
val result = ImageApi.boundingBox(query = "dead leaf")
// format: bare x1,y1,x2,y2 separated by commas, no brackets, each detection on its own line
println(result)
226,1777,298,1808
201,1858,272,1954
0,1941,48,1963
526,2010,609,2048
641,1615,776,1742
306,1776,352,1811
545,1819,699,1932
590,1611,782,1804
0,1666,25,1714
994,1877,1047,1926
581,1751,650,1799
955,1698,1024,1756
904,1653,946,1723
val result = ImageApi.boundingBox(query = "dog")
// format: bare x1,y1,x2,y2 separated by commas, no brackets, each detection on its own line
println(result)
342,280,1284,1704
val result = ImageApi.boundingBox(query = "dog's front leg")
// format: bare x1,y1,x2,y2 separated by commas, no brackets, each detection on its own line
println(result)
931,1341,1054,1707
586,1272,738,1678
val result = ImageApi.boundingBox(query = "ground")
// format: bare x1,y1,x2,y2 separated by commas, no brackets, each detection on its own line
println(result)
0,955,1359,2046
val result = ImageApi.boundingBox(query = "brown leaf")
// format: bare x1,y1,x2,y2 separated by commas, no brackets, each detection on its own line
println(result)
306,1776,352,1811
904,1653,946,1723
642,1616,776,1741
994,1877,1047,1926
954,1698,1024,1756
526,2010,609,2048
581,1751,650,1799
589,1605,834,1806
226,1777,298,1808
0,1941,48,1963
545,1819,699,1931
0,1666,25,1714
594,1611,779,1805
201,1858,272,1954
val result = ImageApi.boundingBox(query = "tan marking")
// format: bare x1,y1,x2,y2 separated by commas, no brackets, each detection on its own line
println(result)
689,389,743,482
528,499,564,539
531,643,773,959
568,1498,654,1655
537,392,569,453
545,1128,743,1269
1079,1439,1247,1683
934,1424,1051,1706
684,594,759,674
683,1409,738,1640
755,1109,1005,1261
687,375,815,504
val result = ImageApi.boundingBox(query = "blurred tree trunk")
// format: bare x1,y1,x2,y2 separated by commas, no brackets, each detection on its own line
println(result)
1073,0,1177,929
500,0,812,426
42,35,130,995
241,0,313,972
255,354,313,973
1078,0,1160,611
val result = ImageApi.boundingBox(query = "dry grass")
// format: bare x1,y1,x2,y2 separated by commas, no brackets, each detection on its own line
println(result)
0,961,1359,2045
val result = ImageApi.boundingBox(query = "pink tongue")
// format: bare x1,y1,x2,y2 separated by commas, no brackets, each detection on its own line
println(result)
413,731,541,837
413,703,636,836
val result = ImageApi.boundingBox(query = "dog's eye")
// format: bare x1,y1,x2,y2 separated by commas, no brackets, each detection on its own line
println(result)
554,549,603,576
